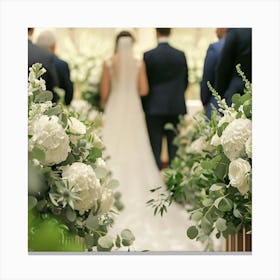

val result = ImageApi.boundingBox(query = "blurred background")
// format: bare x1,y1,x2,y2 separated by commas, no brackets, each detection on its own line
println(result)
32,28,216,101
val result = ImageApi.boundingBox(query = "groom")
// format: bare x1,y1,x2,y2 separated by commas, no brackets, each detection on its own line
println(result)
143,28,189,170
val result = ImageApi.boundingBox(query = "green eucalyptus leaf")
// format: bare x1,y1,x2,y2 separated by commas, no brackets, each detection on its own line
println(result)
94,167,108,179
202,198,213,207
34,90,53,103
217,122,229,137
65,207,76,222
214,197,233,212
201,217,213,235
28,196,37,210
45,106,62,116
31,147,45,161
214,154,230,180
187,226,198,239
209,183,226,192
191,211,203,222
107,179,120,189
36,199,48,211
121,229,135,246
84,234,95,249
232,93,241,108
115,235,121,248
216,217,227,232
85,215,99,230
97,235,114,251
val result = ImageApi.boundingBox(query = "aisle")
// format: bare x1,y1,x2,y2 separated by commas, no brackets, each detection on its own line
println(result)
108,162,205,252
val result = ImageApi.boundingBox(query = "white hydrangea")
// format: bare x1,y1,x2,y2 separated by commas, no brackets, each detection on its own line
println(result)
187,136,210,154
228,158,251,194
245,135,252,158
220,118,252,160
29,115,70,165
61,162,102,215
28,101,53,134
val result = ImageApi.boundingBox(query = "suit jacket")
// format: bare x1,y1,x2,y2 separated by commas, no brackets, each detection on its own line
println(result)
143,42,188,115
54,56,73,105
200,37,225,106
28,40,59,102
215,28,252,104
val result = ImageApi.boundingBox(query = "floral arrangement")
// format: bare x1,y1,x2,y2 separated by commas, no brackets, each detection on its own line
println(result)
148,65,252,250
28,63,134,252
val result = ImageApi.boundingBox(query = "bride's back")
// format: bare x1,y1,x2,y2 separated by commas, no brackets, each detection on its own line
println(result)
106,36,139,94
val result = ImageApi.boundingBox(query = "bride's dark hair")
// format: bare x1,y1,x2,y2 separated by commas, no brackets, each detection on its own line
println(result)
114,31,135,53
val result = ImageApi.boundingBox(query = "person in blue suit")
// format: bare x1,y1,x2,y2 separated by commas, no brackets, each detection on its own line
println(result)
200,28,227,119
36,30,74,105
143,28,189,169
28,28,59,102
215,28,252,106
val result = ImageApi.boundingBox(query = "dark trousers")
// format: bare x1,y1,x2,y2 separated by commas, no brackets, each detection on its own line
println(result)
145,115,179,170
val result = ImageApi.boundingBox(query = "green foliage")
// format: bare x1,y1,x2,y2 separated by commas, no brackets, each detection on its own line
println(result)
148,65,252,250
28,64,134,252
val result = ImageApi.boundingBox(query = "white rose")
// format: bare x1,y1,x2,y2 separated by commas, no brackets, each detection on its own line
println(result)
218,109,237,127
92,131,104,149
245,136,252,158
210,133,221,147
70,99,91,118
68,117,86,135
61,162,102,215
220,118,252,160
228,158,251,194
29,115,70,165
88,109,99,122
187,136,209,154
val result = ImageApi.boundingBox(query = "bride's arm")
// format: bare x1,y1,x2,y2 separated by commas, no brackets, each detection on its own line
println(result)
138,61,149,96
100,61,110,109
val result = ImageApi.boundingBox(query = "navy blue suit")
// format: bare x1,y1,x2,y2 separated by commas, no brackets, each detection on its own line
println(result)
54,56,74,105
28,40,59,102
200,37,225,119
215,28,252,105
143,42,188,169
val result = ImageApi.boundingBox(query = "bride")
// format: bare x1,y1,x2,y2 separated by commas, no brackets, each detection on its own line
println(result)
100,30,203,251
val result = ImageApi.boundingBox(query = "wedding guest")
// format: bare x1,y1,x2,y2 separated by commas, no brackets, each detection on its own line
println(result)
28,28,59,103
200,28,227,119
143,28,189,169
36,30,74,105
215,28,252,106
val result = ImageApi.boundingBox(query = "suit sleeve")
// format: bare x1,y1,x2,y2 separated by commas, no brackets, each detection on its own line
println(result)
200,44,217,106
62,62,74,105
183,53,189,90
215,30,237,97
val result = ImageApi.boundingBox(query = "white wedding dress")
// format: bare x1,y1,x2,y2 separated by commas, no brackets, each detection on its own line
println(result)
102,37,210,251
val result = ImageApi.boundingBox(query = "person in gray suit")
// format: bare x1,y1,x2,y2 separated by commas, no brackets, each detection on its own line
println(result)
28,28,59,103
143,28,189,169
